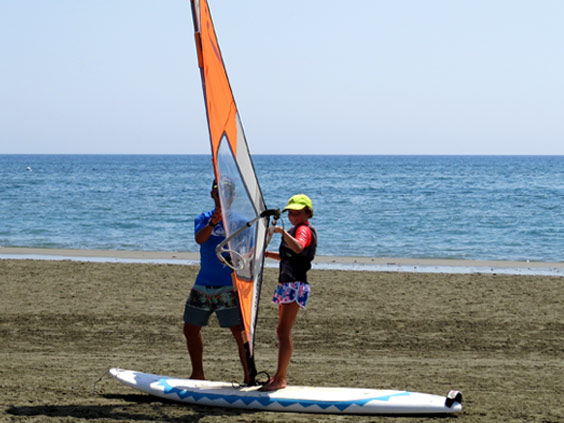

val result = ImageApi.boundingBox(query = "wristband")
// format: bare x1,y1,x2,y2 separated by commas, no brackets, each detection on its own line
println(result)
208,220,217,227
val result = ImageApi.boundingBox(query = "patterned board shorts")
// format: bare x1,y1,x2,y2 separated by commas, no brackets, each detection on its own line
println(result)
272,282,311,308
183,285,242,328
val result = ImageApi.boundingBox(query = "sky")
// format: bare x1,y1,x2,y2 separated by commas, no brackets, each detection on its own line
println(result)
1,0,563,155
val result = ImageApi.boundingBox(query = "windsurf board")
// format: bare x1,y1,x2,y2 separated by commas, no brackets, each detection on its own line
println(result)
109,368,462,415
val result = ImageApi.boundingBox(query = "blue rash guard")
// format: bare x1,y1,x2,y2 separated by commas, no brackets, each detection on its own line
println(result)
194,210,233,287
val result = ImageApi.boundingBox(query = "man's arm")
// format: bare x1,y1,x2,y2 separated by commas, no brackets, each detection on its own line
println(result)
195,208,222,245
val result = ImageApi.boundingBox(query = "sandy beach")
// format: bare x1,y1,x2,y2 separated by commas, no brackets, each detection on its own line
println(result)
1,252,563,422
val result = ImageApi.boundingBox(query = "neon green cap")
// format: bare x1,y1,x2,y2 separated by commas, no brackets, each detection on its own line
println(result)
283,194,313,212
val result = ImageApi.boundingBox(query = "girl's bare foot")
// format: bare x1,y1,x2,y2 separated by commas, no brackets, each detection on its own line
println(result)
259,377,286,392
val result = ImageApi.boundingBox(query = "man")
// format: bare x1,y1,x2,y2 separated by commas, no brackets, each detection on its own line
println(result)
183,180,250,383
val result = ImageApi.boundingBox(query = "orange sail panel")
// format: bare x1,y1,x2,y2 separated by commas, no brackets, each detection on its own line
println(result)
193,0,237,162
190,0,268,358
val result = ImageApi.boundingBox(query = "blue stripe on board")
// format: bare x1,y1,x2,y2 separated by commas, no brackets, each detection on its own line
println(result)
157,378,411,411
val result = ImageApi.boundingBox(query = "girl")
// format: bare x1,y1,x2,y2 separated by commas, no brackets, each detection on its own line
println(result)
261,194,317,391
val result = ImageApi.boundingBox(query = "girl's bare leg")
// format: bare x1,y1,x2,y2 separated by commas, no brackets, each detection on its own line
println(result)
261,302,300,391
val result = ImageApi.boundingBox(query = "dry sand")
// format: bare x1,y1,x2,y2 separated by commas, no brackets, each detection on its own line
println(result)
1,257,563,422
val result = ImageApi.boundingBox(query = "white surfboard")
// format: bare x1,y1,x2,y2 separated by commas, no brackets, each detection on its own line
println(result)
109,368,462,415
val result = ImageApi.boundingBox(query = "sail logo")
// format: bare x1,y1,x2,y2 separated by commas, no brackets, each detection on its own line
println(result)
211,225,225,237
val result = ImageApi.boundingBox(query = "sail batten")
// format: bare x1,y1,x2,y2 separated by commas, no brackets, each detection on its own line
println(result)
190,0,269,361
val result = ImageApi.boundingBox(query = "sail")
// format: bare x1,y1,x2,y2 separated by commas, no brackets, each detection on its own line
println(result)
189,0,269,359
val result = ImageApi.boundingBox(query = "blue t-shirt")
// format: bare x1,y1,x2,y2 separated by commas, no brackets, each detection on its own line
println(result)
194,210,233,286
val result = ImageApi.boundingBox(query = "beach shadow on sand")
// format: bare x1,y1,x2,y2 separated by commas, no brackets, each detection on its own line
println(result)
5,394,251,422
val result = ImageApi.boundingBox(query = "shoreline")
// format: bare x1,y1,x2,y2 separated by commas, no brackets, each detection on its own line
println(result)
2,247,563,276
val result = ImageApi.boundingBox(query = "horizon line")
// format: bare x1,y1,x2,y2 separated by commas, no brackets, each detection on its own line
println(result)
3,153,564,157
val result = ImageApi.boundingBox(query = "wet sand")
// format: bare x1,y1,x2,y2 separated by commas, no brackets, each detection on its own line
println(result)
1,257,563,422
3,247,564,275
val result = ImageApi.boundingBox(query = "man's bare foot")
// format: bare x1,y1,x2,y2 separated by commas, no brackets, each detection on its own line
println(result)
189,373,206,380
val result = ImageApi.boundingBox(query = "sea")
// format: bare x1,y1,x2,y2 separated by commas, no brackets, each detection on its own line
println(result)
1,154,564,264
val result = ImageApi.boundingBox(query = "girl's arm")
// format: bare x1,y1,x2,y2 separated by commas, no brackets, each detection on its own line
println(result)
273,227,305,254
265,251,281,260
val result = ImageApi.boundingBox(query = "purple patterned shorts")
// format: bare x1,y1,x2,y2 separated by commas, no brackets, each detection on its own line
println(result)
272,282,310,308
